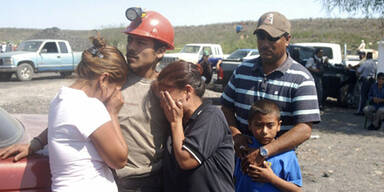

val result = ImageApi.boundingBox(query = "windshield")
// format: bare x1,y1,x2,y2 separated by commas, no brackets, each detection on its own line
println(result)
227,50,250,59
17,41,43,52
180,45,200,54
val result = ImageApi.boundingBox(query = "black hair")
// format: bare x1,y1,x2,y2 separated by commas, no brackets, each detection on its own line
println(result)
248,100,281,123
154,39,168,51
377,72,384,79
366,52,373,60
314,48,323,55
158,60,205,97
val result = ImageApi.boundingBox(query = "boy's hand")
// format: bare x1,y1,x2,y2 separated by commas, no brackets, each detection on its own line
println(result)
247,161,275,183
241,148,265,173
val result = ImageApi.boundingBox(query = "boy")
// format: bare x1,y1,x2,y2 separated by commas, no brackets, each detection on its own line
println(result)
234,100,302,192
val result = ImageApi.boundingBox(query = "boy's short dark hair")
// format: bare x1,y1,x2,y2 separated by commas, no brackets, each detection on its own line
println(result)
248,100,281,123
377,72,384,79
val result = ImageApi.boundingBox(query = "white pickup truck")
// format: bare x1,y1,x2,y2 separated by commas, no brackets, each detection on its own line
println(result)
158,43,226,70
293,42,343,65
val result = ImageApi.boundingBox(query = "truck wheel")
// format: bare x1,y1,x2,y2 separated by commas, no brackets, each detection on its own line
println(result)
16,63,34,81
60,72,72,78
0,73,12,81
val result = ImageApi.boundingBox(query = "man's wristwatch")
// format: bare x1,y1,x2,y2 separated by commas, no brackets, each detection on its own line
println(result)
259,146,269,158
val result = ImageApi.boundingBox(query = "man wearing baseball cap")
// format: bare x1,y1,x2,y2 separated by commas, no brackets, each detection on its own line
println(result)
221,11,321,179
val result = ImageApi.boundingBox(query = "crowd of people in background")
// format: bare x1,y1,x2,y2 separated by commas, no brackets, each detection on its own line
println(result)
0,41,17,52
300,43,383,131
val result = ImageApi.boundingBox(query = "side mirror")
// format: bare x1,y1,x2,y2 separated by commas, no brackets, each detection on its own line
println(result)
41,49,47,53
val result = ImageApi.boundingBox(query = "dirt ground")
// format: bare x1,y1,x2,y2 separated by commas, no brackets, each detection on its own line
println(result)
0,73,383,191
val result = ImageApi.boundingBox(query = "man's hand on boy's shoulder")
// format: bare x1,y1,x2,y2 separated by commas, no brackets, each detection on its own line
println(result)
233,134,252,158
241,147,265,173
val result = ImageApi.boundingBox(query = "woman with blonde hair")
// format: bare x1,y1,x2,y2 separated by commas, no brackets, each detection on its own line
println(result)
46,35,129,191
1,35,129,192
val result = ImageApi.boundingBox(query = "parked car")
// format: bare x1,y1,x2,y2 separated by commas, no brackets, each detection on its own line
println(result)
0,107,51,191
225,49,259,61
0,39,82,81
216,44,358,107
214,49,259,87
293,42,343,65
158,43,226,71
289,44,358,107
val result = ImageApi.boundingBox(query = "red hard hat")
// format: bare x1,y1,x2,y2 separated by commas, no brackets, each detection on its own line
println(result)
124,11,175,50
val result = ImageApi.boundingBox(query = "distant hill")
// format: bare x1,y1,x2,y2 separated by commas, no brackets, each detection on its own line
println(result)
0,18,382,54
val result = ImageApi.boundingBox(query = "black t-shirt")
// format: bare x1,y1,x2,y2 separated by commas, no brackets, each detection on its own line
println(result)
163,103,235,192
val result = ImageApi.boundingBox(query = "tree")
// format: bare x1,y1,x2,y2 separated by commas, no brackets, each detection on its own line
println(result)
321,0,384,37
321,0,384,17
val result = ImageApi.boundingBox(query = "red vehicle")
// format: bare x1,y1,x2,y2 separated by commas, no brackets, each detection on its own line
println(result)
0,108,51,192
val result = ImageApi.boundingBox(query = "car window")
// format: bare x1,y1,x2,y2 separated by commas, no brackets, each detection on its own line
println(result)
16,41,43,52
180,45,200,54
58,42,68,53
250,50,259,56
228,50,248,59
202,47,212,55
42,42,59,53
317,47,333,59
299,47,315,61
288,46,315,65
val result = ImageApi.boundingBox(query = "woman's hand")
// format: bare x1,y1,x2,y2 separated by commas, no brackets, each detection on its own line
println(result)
0,144,31,162
105,87,124,115
160,91,183,126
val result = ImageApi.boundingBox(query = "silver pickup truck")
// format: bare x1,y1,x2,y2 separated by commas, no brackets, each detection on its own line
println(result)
0,39,82,81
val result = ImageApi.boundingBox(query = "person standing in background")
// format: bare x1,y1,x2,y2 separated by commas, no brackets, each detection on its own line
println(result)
355,52,377,115
305,48,325,110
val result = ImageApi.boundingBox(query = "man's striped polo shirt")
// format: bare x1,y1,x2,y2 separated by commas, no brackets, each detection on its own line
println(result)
221,55,321,135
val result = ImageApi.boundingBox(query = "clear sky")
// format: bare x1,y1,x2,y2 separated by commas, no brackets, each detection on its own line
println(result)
0,0,361,30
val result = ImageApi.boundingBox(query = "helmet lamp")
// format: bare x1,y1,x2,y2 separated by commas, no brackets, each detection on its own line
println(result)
125,7,143,22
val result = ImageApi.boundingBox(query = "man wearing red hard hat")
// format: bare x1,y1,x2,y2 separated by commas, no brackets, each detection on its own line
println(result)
115,7,175,191
0,7,175,192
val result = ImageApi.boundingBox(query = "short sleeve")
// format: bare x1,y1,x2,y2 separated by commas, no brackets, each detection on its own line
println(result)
292,77,321,124
282,151,302,187
75,99,111,138
357,64,364,74
182,108,228,164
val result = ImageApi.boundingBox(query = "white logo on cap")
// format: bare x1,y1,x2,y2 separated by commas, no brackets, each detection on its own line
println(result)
264,13,274,25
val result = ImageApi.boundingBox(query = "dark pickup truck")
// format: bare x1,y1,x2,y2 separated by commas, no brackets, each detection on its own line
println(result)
216,45,359,107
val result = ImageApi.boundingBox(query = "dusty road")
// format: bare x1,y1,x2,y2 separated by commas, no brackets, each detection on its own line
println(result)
0,74,383,191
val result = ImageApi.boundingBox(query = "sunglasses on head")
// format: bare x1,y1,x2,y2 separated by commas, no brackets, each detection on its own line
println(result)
255,31,287,42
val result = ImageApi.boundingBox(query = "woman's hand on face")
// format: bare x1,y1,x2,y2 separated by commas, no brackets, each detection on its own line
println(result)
105,87,124,115
160,90,183,126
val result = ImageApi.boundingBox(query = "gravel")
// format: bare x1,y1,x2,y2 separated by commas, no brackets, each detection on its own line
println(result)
1,73,383,191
